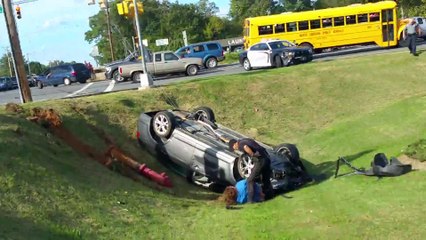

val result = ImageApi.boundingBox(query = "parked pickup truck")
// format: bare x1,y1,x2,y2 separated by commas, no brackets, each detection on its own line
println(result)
118,51,203,81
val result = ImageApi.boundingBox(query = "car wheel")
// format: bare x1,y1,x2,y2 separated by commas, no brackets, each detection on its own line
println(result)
63,78,71,86
132,71,143,82
152,111,176,139
299,42,314,53
192,106,215,122
243,58,251,71
274,143,303,171
205,57,218,68
274,55,283,68
37,81,43,89
186,65,198,76
113,70,124,82
235,153,255,179
53,85,58,87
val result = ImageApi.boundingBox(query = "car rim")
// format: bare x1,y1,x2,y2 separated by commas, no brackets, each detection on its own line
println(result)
154,114,169,135
189,67,197,75
243,59,250,70
276,147,290,157
208,59,216,68
195,110,208,120
238,155,255,178
64,79,70,85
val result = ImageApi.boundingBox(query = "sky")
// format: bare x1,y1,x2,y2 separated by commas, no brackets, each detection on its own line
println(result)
0,0,230,66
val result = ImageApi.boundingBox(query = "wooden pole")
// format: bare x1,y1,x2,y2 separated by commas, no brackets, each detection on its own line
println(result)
1,0,32,103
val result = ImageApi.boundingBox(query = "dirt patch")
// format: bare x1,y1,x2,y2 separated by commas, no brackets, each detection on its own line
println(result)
26,107,172,187
398,155,426,171
5,103,24,114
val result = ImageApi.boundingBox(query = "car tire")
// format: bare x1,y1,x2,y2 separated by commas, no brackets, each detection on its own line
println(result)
63,78,71,86
152,111,176,139
274,143,306,171
243,58,251,71
132,71,143,82
192,106,215,122
234,153,254,180
186,65,198,76
205,57,218,68
299,42,314,53
79,79,87,84
37,81,43,89
274,55,283,68
113,70,124,82
53,85,58,87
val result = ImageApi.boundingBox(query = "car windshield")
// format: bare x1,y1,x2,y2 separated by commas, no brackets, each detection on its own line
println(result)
268,41,295,50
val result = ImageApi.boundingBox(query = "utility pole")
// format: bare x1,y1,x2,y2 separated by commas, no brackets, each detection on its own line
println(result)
1,0,32,103
99,0,115,62
132,0,152,89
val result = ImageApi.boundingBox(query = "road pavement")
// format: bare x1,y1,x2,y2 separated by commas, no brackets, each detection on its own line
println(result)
1,42,424,105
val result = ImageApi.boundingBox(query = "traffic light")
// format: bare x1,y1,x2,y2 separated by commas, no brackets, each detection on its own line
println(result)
15,5,21,19
117,0,143,18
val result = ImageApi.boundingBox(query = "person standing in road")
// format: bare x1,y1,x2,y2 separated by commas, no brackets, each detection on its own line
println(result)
228,138,274,202
404,19,422,56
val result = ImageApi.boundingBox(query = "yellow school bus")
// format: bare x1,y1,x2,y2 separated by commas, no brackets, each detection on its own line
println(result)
243,1,406,52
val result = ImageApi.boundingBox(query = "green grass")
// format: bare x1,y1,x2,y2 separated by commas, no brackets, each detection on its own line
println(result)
1,49,426,239
220,51,240,65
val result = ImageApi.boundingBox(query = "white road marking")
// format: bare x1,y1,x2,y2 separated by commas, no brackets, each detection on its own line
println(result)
66,83,94,97
104,80,116,92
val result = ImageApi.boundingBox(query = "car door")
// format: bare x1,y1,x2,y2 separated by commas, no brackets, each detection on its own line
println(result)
416,17,426,36
163,52,182,73
248,43,271,67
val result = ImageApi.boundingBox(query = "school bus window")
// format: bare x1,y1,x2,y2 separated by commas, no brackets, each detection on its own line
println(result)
286,22,297,32
258,25,273,35
369,12,380,22
275,24,285,33
358,14,368,23
334,16,344,26
310,19,321,29
346,15,356,24
299,21,309,31
382,9,394,22
322,18,332,28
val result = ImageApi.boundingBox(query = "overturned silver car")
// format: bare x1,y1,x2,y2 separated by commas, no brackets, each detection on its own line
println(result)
136,107,310,191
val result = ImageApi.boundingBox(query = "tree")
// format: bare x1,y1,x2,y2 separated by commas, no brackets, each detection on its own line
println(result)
229,0,275,24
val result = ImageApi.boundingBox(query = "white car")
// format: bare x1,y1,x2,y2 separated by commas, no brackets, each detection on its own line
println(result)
401,16,426,39
238,40,313,71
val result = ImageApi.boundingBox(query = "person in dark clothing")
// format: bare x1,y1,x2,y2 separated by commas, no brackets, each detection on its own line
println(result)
229,138,274,202
404,19,422,55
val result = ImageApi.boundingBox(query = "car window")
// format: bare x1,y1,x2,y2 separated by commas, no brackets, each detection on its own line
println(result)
155,53,162,62
164,53,179,61
0,78,5,83
206,43,219,50
72,64,87,71
268,41,293,49
193,45,205,53
58,66,70,73
417,18,424,24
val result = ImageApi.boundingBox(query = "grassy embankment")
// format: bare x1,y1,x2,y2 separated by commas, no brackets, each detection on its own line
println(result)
1,49,426,240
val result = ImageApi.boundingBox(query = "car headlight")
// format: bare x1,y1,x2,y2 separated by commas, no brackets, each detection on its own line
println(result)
285,52,295,56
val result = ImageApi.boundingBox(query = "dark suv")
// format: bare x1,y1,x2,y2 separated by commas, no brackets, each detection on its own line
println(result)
175,42,225,68
36,63,91,89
